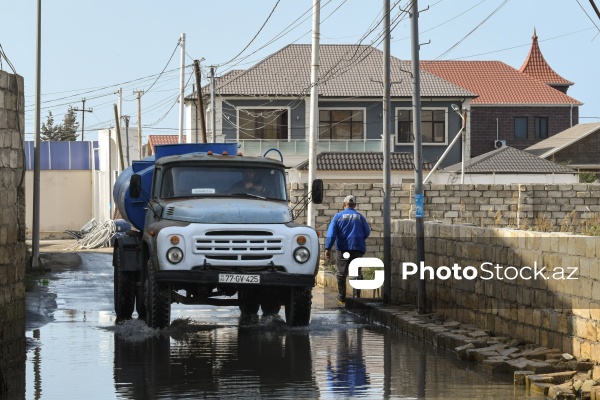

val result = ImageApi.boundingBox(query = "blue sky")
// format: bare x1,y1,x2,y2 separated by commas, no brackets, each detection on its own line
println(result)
2,0,599,142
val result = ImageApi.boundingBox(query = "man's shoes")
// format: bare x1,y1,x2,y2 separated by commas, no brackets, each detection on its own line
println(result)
337,294,345,305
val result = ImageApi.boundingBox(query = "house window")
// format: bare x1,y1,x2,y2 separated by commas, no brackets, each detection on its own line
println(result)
514,117,528,139
397,109,446,143
239,109,288,140
319,110,364,140
535,117,548,139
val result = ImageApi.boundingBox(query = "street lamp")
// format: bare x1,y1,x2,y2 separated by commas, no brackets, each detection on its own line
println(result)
422,104,467,184
451,104,467,184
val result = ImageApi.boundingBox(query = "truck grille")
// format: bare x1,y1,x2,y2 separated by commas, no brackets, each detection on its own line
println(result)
193,230,284,261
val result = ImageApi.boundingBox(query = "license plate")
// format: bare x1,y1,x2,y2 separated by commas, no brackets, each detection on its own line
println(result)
218,273,260,284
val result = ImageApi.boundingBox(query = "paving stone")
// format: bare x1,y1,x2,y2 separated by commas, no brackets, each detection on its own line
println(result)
529,382,554,396
482,359,511,374
548,381,575,400
498,347,520,357
514,370,534,385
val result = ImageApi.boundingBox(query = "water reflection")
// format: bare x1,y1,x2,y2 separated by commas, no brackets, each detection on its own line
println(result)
113,317,317,399
325,330,369,397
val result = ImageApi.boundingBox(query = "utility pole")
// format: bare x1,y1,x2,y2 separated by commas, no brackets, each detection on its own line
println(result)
178,33,186,143
133,90,144,158
307,0,320,228
382,0,392,305
410,0,426,314
123,115,131,166
210,66,217,143
113,104,125,171
74,98,93,141
32,0,42,269
193,60,208,143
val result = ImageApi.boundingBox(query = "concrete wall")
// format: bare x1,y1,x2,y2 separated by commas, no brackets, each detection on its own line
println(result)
289,182,600,257
391,220,600,361
25,170,97,238
0,70,26,395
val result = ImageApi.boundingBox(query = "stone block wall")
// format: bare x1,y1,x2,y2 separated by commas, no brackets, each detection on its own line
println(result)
391,220,600,361
289,182,600,257
0,69,26,394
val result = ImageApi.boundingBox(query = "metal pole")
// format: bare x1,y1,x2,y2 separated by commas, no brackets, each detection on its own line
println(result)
81,98,86,141
193,60,207,143
32,0,42,268
108,129,112,218
461,109,466,184
178,33,186,143
410,0,426,314
307,0,320,228
210,66,217,143
382,0,392,305
124,116,130,166
134,90,144,158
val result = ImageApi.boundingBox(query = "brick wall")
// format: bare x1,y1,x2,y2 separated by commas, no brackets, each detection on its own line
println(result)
391,220,600,361
289,182,600,257
0,70,26,395
551,133,600,165
470,106,578,157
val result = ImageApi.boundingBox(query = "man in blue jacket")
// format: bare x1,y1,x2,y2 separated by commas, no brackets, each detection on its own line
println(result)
324,194,371,304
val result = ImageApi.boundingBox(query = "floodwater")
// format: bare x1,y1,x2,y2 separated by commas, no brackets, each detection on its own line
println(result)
23,253,529,399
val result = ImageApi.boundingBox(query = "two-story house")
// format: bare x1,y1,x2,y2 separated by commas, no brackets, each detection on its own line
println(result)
420,29,582,157
185,44,475,168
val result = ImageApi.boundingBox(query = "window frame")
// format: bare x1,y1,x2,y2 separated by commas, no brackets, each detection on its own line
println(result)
514,116,528,140
394,107,449,146
534,116,549,139
236,106,291,141
317,107,367,141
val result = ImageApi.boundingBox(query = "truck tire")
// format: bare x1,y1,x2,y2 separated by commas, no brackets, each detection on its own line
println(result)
285,287,312,327
238,289,260,315
145,259,171,329
114,247,135,320
260,290,281,316
135,273,147,321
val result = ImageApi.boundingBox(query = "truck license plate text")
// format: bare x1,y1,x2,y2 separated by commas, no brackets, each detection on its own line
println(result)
218,274,260,284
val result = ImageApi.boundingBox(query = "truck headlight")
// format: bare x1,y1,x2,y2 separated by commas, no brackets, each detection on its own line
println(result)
167,247,184,264
293,247,310,264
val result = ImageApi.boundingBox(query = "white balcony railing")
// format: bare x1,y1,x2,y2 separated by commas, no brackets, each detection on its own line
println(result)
226,139,383,157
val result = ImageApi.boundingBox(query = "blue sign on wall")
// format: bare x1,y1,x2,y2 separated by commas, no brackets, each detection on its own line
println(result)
25,141,99,170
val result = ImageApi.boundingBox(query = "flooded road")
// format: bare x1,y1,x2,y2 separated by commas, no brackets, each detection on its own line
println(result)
25,252,528,399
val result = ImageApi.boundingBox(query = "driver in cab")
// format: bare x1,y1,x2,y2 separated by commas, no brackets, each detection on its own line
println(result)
231,169,268,196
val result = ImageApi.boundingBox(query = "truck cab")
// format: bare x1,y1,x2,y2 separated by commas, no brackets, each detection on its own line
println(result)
113,144,323,328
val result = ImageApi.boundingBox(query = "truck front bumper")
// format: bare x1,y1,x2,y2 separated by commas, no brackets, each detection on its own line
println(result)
154,270,316,287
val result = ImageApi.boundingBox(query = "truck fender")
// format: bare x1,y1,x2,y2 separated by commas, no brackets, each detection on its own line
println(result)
113,232,142,272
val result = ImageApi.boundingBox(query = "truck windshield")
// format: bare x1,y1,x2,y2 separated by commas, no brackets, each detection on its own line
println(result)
160,166,287,200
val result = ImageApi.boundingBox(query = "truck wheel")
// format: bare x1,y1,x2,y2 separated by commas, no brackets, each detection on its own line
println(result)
114,247,135,320
135,273,147,321
145,259,171,329
238,289,260,315
285,287,312,327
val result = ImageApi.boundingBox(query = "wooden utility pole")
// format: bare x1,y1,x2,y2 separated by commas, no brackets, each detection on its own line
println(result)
193,59,208,143
133,90,144,158
74,98,93,141
113,104,125,171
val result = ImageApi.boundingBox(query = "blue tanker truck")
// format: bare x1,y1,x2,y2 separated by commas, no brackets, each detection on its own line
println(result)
112,143,323,328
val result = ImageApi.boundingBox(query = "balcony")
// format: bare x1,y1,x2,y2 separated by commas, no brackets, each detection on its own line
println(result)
227,139,383,159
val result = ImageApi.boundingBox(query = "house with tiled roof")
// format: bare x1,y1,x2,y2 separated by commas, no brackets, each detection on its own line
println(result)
289,152,432,184
420,30,582,158
524,122,600,174
146,134,187,156
434,146,578,184
185,44,476,168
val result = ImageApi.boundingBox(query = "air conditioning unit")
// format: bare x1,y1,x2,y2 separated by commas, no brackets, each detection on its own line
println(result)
494,140,506,149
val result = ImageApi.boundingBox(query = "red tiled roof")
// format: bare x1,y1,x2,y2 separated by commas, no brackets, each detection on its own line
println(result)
420,60,581,106
519,29,573,86
147,135,186,155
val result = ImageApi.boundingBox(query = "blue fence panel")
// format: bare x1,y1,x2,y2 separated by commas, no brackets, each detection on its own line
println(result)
25,141,99,170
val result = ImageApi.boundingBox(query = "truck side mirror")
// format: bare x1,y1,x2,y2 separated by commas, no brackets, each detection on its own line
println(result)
130,174,142,198
311,179,323,204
